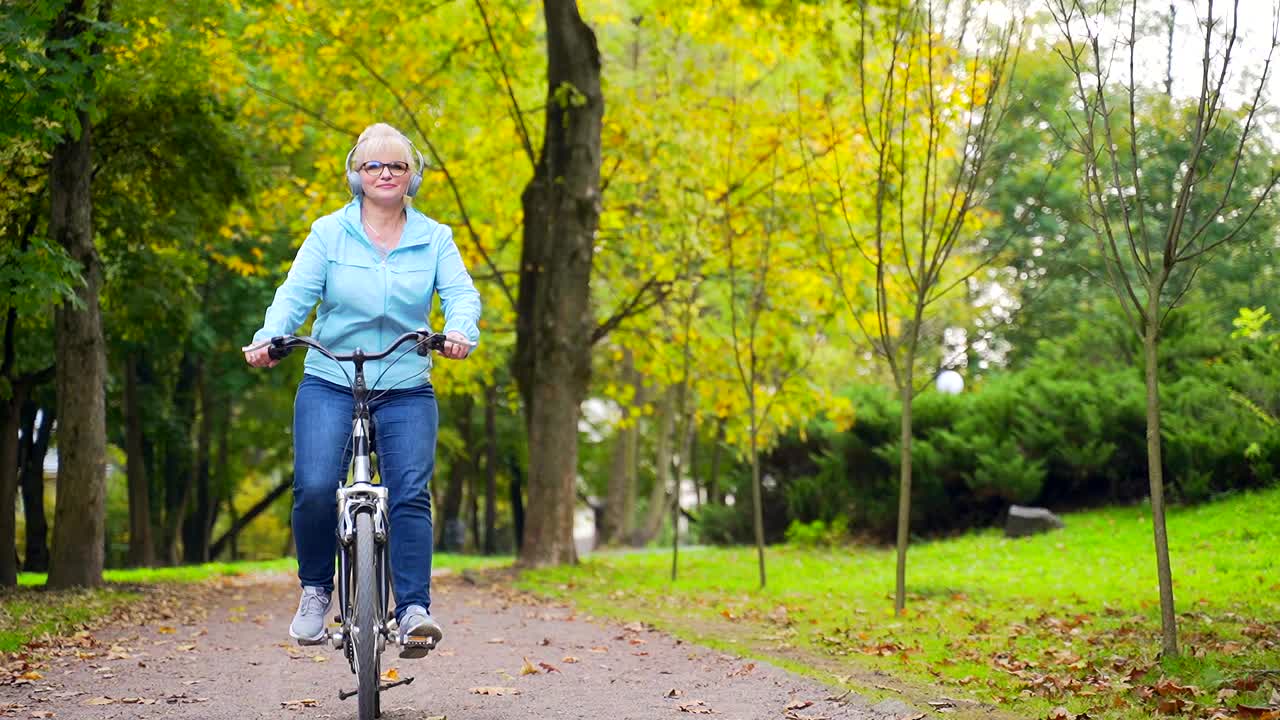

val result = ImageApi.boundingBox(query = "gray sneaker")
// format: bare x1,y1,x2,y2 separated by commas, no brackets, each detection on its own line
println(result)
288,586,331,645
397,605,442,658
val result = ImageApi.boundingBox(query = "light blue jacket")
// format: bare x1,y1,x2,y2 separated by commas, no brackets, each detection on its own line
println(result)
253,200,481,390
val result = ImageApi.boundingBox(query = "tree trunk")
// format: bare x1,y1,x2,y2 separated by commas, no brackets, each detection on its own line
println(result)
183,363,212,564
635,389,675,546
688,426,700,508
161,352,198,565
707,421,724,505
750,412,766,588
124,354,154,566
513,0,602,567
894,369,914,613
437,396,472,551
1144,316,1179,656
47,0,109,590
600,351,638,545
0,386,27,587
483,383,498,555
20,404,53,572
506,455,525,553
468,471,481,552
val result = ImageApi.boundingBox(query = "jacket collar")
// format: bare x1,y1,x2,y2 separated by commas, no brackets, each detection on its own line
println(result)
338,199,439,250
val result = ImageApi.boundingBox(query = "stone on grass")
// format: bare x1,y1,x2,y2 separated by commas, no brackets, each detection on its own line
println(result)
1005,505,1064,538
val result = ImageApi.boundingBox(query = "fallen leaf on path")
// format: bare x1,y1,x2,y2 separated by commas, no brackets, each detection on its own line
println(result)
175,644,197,652
784,712,829,720
311,655,328,663
1235,705,1280,720
382,668,400,681
1156,697,1191,714
786,700,814,710
29,712,55,719
589,646,608,653
486,637,505,644
538,637,552,646
520,657,539,675
899,714,926,720
562,656,579,663
82,697,114,706
281,698,319,710
538,662,559,673
727,662,756,677
679,700,712,714
1152,679,1197,698
469,687,520,696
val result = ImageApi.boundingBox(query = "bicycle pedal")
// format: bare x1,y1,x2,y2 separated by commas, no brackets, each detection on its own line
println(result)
398,638,435,659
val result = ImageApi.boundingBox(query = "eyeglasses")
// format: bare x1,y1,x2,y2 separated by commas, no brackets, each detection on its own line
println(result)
358,160,411,177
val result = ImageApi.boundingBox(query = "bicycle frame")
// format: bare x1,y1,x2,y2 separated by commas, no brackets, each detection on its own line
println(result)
333,366,393,670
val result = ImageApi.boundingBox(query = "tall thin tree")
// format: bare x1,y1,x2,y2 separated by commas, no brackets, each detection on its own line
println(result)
799,0,1021,611
1049,0,1280,656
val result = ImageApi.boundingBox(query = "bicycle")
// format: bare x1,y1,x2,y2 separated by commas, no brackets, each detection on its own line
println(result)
245,329,463,720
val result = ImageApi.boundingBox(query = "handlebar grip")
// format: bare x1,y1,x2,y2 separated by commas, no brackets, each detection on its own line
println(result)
267,345,292,361
417,333,447,356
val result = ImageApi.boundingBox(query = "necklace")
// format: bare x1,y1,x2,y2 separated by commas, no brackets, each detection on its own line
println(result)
363,213,403,255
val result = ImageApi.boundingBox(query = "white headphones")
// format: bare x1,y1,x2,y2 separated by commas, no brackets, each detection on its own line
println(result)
344,137,426,197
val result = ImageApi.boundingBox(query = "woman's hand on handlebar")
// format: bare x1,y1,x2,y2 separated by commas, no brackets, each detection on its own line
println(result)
441,331,472,360
242,343,278,368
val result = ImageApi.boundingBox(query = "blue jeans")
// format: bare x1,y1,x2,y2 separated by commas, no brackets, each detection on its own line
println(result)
293,374,437,621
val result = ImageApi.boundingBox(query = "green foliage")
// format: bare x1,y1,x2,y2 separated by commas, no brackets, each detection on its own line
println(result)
783,516,846,547
760,308,1280,538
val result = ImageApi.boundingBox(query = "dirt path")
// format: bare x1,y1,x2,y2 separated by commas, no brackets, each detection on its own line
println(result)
0,572,919,720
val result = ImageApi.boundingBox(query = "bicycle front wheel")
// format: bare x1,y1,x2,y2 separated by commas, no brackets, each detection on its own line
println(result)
354,511,380,720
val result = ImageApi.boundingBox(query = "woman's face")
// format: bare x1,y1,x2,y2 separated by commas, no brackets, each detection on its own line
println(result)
357,153,412,204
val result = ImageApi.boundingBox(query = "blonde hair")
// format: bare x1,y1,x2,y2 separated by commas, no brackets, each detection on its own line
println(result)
351,123,417,170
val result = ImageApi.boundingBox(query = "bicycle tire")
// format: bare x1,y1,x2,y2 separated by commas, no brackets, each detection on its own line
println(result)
354,511,380,720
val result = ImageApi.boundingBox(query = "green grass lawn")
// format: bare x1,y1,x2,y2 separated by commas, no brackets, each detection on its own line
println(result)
1,553,511,654
519,487,1280,720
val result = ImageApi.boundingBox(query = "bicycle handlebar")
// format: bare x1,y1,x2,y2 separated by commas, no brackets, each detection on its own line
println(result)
243,330,473,363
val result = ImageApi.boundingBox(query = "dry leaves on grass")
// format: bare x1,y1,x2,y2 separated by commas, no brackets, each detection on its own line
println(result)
1233,704,1280,720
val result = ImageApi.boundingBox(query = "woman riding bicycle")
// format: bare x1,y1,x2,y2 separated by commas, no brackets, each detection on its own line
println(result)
244,122,480,658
